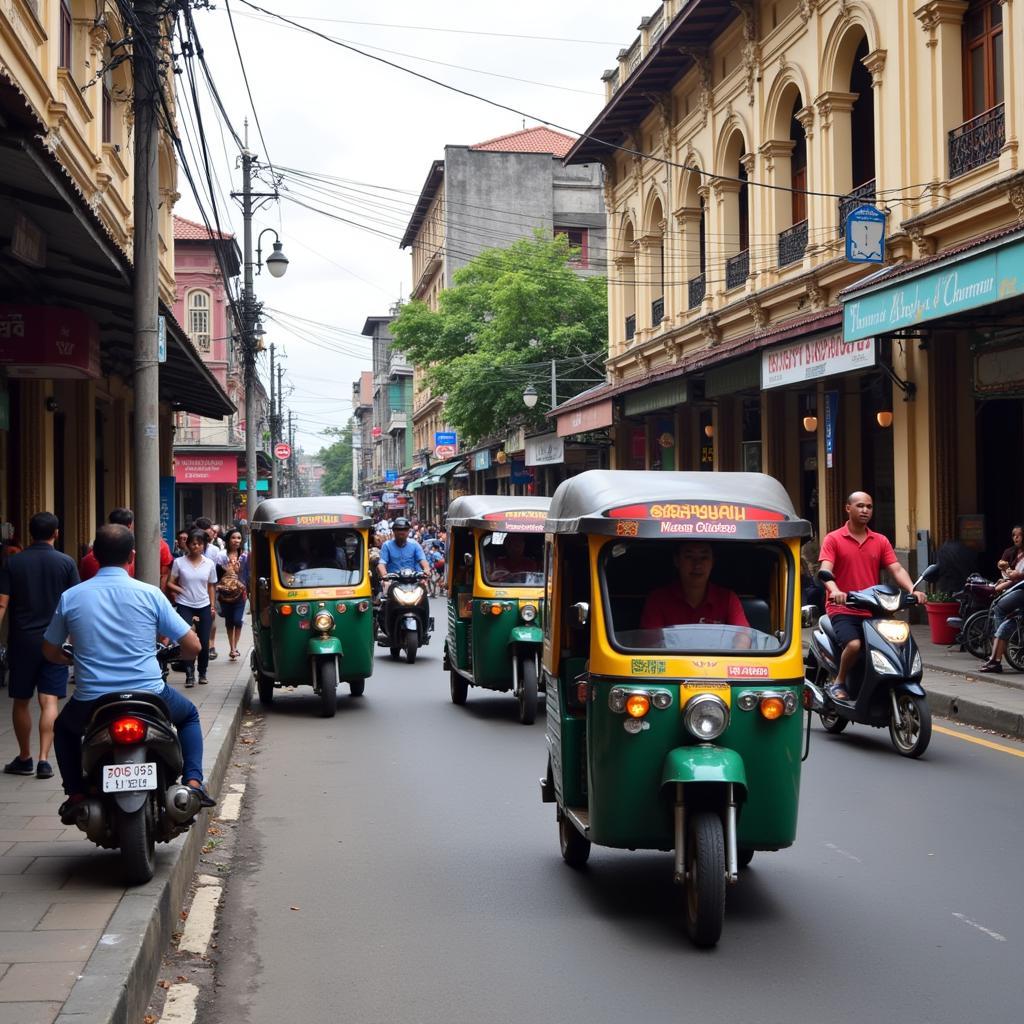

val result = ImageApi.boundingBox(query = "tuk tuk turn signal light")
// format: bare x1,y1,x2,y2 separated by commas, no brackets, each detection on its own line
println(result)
625,693,651,718
759,695,785,720
356,600,370,613
111,717,147,745
279,604,293,616
489,602,504,616
335,602,347,613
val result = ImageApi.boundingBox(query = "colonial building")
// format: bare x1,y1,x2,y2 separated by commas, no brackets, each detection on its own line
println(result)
0,2,231,562
559,0,1023,569
350,370,374,499
400,126,608,482
363,311,412,508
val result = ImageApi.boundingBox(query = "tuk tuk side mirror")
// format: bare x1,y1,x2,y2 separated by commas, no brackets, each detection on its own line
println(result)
464,552,474,568
801,605,818,628
818,569,835,584
571,601,589,626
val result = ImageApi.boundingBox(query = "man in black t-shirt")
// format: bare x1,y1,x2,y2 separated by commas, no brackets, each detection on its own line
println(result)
0,512,80,779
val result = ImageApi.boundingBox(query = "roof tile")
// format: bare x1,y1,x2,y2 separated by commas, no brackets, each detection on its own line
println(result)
470,126,576,158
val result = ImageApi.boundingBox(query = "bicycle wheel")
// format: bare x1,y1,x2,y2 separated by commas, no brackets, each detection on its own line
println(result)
962,610,991,660
1005,620,1024,671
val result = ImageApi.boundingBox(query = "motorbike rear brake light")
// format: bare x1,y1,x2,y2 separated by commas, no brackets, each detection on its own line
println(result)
759,696,785,720
111,717,147,744
279,605,293,616
625,693,650,718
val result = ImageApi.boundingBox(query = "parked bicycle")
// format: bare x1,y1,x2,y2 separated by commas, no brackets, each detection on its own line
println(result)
958,579,1024,670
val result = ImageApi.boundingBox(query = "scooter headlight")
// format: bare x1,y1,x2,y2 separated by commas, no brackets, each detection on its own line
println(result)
877,620,910,644
520,603,537,623
313,611,334,633
683,694,729,741
870,650,899,675
393,587,422,606
911,650,922,675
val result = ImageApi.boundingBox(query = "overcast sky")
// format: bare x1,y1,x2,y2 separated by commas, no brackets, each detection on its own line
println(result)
175,1,646,456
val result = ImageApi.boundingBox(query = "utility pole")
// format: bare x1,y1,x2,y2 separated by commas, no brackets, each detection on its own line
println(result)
288,410,295,497
132,0,161,584
269,342,278,499
240,127,259,519
551,358,557,411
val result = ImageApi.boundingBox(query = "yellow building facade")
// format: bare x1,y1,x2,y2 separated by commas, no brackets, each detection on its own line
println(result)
562,0,1024,569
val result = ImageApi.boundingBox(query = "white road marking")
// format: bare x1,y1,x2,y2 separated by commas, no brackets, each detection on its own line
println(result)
160,982,199,1023
178,885,222,955
952,913,1007,942
196,874,220,886
824,842,862,863
217,792,243,821
229,783,246,793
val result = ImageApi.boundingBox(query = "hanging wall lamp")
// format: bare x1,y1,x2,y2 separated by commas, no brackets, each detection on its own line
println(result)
802,414,818,432
876,410,894,428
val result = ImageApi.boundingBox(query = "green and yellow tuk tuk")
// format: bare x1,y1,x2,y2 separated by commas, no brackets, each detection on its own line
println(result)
539,471,818,946
443,496,550,724
249,497,374,717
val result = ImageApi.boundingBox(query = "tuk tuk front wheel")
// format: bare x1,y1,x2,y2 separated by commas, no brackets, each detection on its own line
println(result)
316,657,338,718
257,673,274,707
684,811,726,948
889,692,931,758
558,813,590,869
450,668,468,705
517,658,538,725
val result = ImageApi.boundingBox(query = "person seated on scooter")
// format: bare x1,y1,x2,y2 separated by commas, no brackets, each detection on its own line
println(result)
639,541,752,648
979,580,1024,673
819,491,926,701
377,517,430,583
40,525,214,823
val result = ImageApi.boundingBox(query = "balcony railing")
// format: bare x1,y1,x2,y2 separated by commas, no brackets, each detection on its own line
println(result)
949,104,1005,178
625,313,636,341
838,179,876,237
625,40,641,74
651,296,664,327
688,274,706,309
778,220,808,267
387,411,408,433
725,250,749,290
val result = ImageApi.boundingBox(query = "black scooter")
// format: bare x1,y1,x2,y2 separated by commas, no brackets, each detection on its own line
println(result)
61,643,209,884
377,569,433,664
804,564,939,758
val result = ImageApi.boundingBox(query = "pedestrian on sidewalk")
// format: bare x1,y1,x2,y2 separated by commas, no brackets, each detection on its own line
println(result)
166,530,217,687
0,512,80,779
79,508,173,591
41,524,214,820
194,517,227,660
217,528,248,661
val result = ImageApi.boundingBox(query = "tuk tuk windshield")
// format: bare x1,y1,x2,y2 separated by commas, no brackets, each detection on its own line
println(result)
600,539,792,654
275,529,364,587
480,532,545,587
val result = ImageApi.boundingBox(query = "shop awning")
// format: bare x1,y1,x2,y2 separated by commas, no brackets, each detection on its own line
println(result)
421,459,463,484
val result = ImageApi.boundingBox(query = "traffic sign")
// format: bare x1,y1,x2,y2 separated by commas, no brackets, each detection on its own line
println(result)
274,442,292,460
845,204,886,264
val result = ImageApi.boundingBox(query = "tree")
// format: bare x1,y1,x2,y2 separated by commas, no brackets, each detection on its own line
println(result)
390,232,607,444
318,421,353,495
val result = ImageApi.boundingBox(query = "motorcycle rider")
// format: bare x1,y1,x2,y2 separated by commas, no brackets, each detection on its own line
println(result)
819,491,926,701
40,525,214,823
377,517,430,581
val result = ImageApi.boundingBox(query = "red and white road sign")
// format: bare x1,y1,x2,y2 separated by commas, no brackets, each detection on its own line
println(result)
274,442,292,460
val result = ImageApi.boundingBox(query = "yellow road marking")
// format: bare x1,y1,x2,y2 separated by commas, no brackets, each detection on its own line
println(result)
934,723,1024,759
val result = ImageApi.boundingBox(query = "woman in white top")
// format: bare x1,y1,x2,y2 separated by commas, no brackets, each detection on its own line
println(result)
167,529,217,687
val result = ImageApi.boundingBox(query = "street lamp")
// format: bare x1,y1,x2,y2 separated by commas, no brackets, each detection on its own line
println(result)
522,384,538,409
256,228,289,279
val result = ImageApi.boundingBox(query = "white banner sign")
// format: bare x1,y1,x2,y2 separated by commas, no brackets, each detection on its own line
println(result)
525,433,565,466
761,334,875,390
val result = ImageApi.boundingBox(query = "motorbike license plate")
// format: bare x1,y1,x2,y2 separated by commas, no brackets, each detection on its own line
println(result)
102,763,158,792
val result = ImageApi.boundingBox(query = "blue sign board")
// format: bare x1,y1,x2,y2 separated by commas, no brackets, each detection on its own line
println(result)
157,315,167,364
824,391,839,469
510,459,534,486
159,476,175,549
434,431,457,448
844,205,886,265
385,469,398,483
471,449,491,471
238,478,270,492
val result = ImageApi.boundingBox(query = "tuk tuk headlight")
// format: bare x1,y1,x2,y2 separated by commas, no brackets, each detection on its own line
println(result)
313,611,334,633
520,603,537,623
684,694,729,741
870,650,898,675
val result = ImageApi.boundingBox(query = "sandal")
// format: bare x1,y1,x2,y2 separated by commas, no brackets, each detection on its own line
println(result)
827,682,851,702
229,649,239,661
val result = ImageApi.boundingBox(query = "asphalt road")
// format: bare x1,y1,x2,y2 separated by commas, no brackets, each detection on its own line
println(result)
208,602,1024,1024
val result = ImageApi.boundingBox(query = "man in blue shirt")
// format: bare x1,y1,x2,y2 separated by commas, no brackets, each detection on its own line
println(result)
42,525,213,822
377,517,430,578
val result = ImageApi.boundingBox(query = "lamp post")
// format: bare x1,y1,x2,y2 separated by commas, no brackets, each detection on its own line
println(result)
521,360,557,410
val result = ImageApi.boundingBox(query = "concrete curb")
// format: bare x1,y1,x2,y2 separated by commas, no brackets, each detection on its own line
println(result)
925,680,1024,739
54,659,253,1024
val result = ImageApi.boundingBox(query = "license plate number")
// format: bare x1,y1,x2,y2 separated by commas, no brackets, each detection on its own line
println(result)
102,763,158,792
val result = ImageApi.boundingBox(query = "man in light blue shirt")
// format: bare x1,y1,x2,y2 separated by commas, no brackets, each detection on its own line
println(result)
377,517,430,578
42,525,212,821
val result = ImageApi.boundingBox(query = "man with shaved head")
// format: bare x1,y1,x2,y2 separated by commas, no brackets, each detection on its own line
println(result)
818,491,925,701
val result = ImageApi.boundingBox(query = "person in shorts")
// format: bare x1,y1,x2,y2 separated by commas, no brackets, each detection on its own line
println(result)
0,512,80,778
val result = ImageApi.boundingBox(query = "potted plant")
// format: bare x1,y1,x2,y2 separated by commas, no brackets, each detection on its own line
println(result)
924,591,959,645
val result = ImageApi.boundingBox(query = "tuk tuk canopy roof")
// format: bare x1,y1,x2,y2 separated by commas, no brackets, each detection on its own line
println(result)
250,496,371,532
445,495,552,533
545,471,811,541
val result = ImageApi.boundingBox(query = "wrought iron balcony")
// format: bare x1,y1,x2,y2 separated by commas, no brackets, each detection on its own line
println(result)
651,296,664,327
625,313,636,341
725,250,749,290
838,179,876,237
949,104,1005,178
688,274,706,309
778,220,808,267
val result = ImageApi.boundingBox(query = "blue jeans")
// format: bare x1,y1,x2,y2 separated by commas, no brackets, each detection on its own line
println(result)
176,604,212,676
53,684,204,797
992,589,1024,641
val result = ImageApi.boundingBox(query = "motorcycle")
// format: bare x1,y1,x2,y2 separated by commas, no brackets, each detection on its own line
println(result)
377,569,433,663
61,643,209,884
804,564,939,758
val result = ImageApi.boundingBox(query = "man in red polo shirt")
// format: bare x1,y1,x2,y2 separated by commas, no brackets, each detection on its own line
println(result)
640,541,750,644
79,509,173,591
819,491,925,700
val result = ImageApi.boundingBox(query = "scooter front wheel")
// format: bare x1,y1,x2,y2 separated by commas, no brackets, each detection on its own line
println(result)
889,692,931,757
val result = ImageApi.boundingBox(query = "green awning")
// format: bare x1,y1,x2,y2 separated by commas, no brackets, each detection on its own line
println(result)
423,459,463,484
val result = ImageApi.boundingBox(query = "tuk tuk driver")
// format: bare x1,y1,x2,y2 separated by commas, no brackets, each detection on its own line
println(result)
491,534,541,577
640,541,751,648
377,517,430,581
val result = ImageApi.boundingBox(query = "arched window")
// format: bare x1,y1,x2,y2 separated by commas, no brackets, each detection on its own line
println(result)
622,220,637,342
187,290,211,353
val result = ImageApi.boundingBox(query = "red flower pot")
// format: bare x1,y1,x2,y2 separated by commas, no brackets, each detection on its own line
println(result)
925,601,959,645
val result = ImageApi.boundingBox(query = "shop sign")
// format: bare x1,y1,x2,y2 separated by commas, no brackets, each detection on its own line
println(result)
471,449,492,471
11,213,46,269
174,454,239,484
434,430,457,460
159,476,175,549
975,343,1024,397
510,458,534,485
824,390,839,469
0,306,101,379
505,426,525,454
556,398,614,438
385,469,398,483
238,478,269,492
844,234,1024,342
958,514,986,551
525,433,564,466
761,333,875,390
623,380,688,418
705,355,760,398
372,426,382,438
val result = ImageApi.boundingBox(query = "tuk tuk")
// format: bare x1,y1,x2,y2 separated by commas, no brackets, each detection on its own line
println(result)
539,471,818,946
443,495,550,724
249,497,374,717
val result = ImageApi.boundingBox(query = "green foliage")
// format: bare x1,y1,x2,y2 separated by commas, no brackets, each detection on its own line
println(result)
318,421,354,495
390,232,607,444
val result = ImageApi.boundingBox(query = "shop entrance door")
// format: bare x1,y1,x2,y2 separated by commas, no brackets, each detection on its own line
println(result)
977,399,1024,568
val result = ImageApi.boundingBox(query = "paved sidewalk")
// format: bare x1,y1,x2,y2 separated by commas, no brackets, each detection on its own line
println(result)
0,645,252,1024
